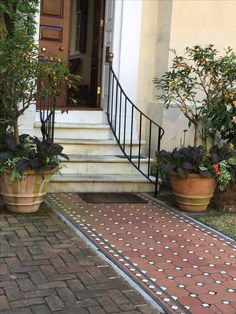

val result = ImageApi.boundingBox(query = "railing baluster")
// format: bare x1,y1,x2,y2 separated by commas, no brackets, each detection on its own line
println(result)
123,97,127,151
114,80,118,133
110,75,114,128
130,105,134,160
106,65,165,192
147,120,152,177
138,112,142,169
118,90,122,142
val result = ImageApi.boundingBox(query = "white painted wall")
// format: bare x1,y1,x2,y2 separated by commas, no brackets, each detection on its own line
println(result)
109,0,143,140
113,0,143,105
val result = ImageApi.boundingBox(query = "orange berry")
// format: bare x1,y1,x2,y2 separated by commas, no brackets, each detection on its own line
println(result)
57,57,62,63
49,57,54,62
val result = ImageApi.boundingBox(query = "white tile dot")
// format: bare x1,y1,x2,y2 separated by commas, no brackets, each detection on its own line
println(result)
202,303,210,308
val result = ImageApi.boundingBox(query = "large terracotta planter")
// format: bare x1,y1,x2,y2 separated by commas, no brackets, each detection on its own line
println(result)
169,173,217,212
0,169,55,213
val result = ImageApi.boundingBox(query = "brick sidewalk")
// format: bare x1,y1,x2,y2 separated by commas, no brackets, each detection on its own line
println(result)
0,205,159,313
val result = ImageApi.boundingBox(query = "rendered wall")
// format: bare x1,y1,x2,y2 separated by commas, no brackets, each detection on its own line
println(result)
161,0,236,150
136,0,172,155
137,0,236,151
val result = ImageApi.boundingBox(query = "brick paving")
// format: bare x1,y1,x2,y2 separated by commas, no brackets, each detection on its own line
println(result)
0,204,159,313
47,193,236,314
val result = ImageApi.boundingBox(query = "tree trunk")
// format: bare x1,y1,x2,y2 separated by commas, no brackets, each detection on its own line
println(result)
193,122,199,147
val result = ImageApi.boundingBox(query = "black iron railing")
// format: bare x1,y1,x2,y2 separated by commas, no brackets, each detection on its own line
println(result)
106,64,164,195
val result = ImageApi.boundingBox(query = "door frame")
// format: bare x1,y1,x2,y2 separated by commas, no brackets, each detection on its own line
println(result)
89,0,105,107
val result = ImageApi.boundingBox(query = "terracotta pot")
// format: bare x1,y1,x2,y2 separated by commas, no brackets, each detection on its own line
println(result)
0,169,55,213
169,173,217,212
211,184,236,212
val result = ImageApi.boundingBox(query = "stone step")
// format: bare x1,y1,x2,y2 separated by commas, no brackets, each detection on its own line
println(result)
34,122,112,140
48,174,155,193
35,109,106,124
60,155,151,175
54,138,145,155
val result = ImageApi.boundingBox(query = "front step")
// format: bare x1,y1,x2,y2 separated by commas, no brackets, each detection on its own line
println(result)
34,122,112,140
48,174,154,193
35,119,157,193
60,155,150,175
54,138,145,155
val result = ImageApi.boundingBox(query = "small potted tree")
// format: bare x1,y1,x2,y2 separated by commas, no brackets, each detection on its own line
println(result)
209,96,236,212
154,45,236,212
0,0,79,213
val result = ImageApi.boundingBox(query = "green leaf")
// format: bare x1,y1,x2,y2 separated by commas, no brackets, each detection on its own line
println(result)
228,156,236,166
176,167,187,179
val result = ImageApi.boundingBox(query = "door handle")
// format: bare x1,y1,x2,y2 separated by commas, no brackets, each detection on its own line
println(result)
105,47,114,63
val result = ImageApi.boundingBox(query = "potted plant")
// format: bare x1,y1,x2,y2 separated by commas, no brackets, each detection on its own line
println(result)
153,44,236,148
0,0,79,213
207,80,236,211
210,144,236,212
153,45,236,211
0,134,69,213
156,145,236,212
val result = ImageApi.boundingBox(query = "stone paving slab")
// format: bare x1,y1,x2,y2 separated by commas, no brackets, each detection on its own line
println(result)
47,193,236,314
0,205,159,314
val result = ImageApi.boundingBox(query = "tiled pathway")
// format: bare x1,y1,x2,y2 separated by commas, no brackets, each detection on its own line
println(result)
47,193,236,314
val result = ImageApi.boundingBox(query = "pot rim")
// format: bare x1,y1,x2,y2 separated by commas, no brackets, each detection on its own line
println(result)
2,168,57,176
170,172,215,179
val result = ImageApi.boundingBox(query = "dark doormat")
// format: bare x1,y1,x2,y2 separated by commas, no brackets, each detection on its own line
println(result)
78,193,149,204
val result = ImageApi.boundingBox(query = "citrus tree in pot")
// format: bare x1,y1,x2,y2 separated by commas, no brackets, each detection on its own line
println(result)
0,0,79,213
153,45,236,212
207,79,236,211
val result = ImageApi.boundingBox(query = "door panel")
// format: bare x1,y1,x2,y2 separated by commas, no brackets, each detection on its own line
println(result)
39,0,71,108
41,0,64,17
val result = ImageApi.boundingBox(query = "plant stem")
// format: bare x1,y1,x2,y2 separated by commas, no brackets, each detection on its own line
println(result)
13,117,19,145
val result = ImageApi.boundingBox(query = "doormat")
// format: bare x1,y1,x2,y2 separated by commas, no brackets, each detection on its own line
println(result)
77,193,149,204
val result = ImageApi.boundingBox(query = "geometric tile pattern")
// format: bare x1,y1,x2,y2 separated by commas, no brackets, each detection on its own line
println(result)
47,193,236,314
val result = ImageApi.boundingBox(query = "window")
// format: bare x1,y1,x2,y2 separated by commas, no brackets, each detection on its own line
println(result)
75,0,87,53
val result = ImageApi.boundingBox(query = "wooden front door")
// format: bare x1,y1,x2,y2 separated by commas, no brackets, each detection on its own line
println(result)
39,0,71,108
39,0,105,109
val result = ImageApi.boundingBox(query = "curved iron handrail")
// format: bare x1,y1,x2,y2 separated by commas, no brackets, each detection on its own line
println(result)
106,64,165,195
